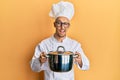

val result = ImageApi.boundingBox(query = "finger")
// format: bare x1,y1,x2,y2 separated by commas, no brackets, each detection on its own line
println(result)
40,55,47,60
40,52,46,58
75,52,81,58
40,58,47,63
40,57,47,61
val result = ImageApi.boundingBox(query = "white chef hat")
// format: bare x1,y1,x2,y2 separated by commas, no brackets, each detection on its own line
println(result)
49,1,74,20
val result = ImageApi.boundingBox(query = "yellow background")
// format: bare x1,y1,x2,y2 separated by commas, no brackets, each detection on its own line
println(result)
0,0,120,80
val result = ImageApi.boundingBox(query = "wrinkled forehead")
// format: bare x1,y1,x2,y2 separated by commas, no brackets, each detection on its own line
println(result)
55,16,70,22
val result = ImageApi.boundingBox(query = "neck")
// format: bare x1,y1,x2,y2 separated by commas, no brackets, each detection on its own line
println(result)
54,33,66,42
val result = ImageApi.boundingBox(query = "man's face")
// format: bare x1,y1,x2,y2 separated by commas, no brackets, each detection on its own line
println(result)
54,17,70,38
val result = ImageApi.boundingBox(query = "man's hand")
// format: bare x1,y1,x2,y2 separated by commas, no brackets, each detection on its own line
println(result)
39,52,47,64
74,52,83,68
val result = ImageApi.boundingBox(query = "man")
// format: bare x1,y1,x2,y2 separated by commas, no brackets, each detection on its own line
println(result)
30,1,89,80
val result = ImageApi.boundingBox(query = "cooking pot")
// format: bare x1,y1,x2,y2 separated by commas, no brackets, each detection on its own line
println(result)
46,46,78,72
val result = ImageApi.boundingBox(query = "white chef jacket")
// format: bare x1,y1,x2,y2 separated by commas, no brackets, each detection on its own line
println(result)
30,35,89,80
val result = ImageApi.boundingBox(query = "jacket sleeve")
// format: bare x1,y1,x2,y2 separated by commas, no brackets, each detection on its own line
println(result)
30,43,48,72
75,43,90,70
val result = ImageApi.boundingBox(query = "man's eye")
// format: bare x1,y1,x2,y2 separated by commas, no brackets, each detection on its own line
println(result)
56,22,61,24
57,22,61,24
64,23,68,25
64,23,70,25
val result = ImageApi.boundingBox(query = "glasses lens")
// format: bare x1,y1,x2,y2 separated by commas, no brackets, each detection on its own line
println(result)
55,21,61,26
63,22,70,27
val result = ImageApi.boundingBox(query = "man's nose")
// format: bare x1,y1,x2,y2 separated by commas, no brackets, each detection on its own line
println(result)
60,24,65,29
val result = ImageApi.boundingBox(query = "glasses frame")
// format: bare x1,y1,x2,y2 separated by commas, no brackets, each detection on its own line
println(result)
54,21,70,28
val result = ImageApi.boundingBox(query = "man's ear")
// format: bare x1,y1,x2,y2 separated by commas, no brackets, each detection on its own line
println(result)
54,22,56,27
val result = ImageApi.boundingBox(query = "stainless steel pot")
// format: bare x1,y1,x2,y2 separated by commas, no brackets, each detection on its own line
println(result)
46,46,78,72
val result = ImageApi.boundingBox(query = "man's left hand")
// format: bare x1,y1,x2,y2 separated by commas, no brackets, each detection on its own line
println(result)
74,52,83,68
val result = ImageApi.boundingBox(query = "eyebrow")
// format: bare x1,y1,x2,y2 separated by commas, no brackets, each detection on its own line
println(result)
55,20,69,23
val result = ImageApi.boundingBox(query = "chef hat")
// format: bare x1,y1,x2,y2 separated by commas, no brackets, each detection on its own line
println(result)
49,1,74,20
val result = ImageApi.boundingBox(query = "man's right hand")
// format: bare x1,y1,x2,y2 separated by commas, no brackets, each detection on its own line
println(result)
39,52,47,64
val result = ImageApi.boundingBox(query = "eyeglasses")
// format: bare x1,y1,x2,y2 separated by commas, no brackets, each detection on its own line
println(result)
54,21,70,28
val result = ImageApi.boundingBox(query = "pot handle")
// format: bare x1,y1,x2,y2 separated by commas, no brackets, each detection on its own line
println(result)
57,46,65,53
73,54,79,58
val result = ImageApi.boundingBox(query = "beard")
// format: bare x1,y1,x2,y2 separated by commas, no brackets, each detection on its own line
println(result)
55,28,67,39
57,33,66,38
55,31,66,38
